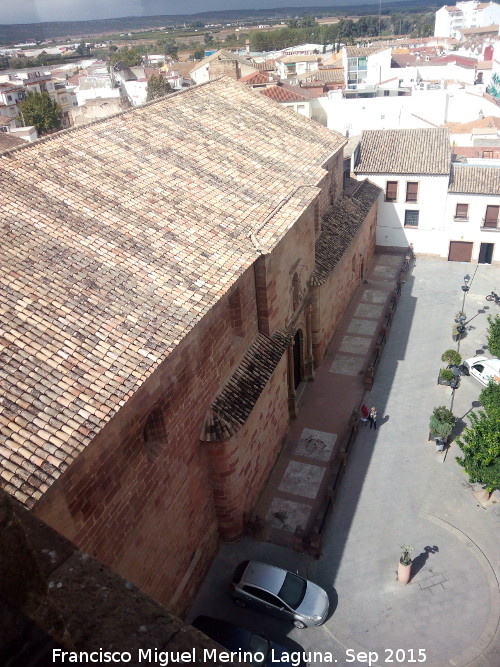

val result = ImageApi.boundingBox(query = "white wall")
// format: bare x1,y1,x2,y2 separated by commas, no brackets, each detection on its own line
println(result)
445,191,500,262
122,80,147,106
282,101,311,118
75,86,122,105
191,64,210,85
356,173,450,254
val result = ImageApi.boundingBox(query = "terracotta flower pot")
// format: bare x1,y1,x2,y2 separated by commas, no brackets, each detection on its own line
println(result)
398,560,412,585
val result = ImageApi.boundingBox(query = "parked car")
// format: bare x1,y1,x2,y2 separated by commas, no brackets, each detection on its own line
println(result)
230,560,329,628
192,616,297,666
462,357,500,386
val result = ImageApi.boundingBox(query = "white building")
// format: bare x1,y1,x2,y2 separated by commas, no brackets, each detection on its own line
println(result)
342,46,392,89
446,164,500,262
314,87,500,137
276,54,321,79
435,2,500,39
354,127,500,264
354,128,451,254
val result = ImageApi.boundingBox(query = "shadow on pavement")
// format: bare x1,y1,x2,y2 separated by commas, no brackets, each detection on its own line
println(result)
411,545,440,578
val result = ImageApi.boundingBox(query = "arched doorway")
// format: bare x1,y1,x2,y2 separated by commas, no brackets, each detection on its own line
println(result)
293,330,302,389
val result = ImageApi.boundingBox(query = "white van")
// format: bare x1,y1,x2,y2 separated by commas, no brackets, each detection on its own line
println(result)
463,357,500,386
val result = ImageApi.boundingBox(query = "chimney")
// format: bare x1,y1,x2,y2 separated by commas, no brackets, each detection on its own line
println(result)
246,39,250,56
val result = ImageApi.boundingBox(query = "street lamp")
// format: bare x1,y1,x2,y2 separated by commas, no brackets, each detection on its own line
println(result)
458,274,471,335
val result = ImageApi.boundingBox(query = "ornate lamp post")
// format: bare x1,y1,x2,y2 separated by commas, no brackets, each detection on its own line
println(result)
458,274,471,334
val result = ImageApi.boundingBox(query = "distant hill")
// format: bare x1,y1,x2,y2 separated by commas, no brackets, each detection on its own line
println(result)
0,2,438,45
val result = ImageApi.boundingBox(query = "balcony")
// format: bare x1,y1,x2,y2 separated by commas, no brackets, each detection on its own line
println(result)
481,218,499,230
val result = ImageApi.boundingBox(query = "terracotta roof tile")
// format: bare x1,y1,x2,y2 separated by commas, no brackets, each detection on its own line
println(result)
259,85,309,102
447,116,500,133
297,68,344,83
355,128,450,175
0,77,345,506
312,180,381,285
448,164,500,194
345,46,389,57
0,134,24,151
201,330,291,441
239,71,273,84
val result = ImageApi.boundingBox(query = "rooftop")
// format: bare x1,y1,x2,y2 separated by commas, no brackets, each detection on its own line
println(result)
0,133,24,151
447,116,500,133
0,77,345,508
259,84,310,102
448,164,500,193
345,46,389,58
355,128,451,175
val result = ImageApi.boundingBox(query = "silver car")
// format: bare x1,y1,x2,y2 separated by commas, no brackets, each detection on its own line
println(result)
230,560,329,628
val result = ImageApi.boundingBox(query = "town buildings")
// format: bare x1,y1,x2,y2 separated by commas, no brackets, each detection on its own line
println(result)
435,1,500,39
0,77,379,616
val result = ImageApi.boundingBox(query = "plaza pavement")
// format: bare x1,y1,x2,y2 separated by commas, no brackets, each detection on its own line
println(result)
188,255,500,667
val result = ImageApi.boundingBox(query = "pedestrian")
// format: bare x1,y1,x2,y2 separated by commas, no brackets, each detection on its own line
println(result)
369,406,377,430
360,404,369,426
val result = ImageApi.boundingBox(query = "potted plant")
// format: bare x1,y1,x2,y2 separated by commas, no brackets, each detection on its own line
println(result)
398,544,414,584
438,367,454,386
441,349,462,367
429,406,455,444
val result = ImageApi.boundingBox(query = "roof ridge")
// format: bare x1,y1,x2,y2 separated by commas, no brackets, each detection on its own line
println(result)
0,78,221,157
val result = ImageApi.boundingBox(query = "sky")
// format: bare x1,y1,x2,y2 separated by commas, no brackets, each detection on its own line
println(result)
1,1,391,25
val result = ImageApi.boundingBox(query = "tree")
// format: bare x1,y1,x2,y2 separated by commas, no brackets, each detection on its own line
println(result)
192,47,205,60
76,40,88,56
486,314,500,358
456,409,500,492
480,381,500,416
17,91,62,135
109,47,142,68
429,406,455,439
146,74,172,102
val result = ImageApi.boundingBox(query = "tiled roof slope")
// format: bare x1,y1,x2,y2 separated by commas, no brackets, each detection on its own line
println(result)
0,134,24,151
0,77,345,507
448,164,500,194
447,116,500,133
259,85,309,102
201,330,292,441
345,46,388,57
355,128,450,175
312,180,381,286
297,69,344,83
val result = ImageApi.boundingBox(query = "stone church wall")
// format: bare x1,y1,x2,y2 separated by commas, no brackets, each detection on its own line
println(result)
34,265,260,616
315,198,378,360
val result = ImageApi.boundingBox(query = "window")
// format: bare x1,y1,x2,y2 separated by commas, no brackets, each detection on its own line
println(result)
482,150,493,159
404,210,419,227
143,407,167,461
243,586,280,606
484,205,499,229
405,182,418,203
278,572,307,609
454,203,469,220
385,181,398,202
